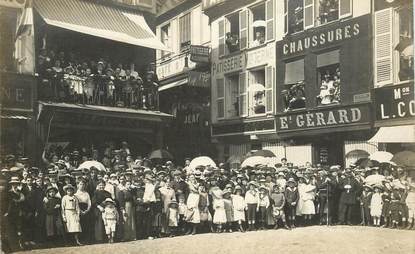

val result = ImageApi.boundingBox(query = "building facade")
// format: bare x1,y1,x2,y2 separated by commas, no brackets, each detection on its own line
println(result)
369,0,414,155
156,0,213,163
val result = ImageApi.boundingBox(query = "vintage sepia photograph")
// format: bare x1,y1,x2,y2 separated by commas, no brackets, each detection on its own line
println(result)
0,0,414,253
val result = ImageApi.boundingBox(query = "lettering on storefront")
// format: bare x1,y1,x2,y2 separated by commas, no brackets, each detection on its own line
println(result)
157,55,196,79
190,45,210,63
375,83,415,122
277,105,370,131
212,53,245,77
188,71,211,88
0,72,34,110
212,119,275,136
246,44,275,69
282,21,362,56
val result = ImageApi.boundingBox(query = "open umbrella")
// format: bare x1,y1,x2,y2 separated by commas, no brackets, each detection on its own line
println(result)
369,151,393,163
248,83,265,92
189,156,216,170
149,149,173,160
241,156,267,168
364,174,386,186
391,151,415,167
252,149,276,158
78,160,106,171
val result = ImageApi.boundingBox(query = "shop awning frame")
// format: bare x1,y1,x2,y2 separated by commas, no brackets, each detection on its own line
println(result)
34,0,170,51
158,78,188,92
368,125,415,143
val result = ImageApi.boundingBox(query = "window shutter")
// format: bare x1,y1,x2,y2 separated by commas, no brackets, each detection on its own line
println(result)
284,0,288,35
217,78,225,118
265,66,274,113
374,8,393,87
218,19,225,56
303,0,314,30
240,10,249,50
239,72,247,116
339,0,352,19
265,0,275,41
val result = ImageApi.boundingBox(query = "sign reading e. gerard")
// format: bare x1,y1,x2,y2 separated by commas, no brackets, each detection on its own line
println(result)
277,105,370,131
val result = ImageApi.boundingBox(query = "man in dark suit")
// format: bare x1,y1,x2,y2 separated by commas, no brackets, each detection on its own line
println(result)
338,169,359,225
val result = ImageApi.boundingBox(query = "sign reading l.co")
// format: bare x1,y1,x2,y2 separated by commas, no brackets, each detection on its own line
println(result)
277,104,370,132
374,83,415,123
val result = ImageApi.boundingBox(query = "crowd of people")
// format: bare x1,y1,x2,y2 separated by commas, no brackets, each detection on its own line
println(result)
37,49,159,110
1,144,414,252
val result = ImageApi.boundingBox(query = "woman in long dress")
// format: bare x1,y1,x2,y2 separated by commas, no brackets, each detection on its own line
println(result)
185,175,200,235
92,180,111,243
75,180,92,243
159,180,176,235
297,177,316,226
119,180,137,241
61,184,82,246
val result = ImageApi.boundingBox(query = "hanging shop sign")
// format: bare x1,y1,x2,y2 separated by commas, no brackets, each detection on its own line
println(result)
212,119,275,136
190,45,210,63
188,71,211,88
280,16,369,57
0,72,34,110
374,83,415,123
276,104,370,132
157,54,196,79
212,52,246,77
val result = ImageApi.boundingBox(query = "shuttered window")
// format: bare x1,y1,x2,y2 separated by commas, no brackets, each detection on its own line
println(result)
284,0,288,35
218,19,226,56
374,8,393,87
240,10,249,50
239,72,248,116
179,13,191,51
217,78,225,119
303,0,314,30
265,0,275,41
265,66,274,113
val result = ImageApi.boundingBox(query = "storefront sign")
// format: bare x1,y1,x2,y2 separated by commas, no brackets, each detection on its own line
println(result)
188,71,211,88
277,105,370,131
374,83,415,122
212,119,275,136
157,55,196,79
281,18,365,57
212,53,245,77
190,45,210,63
0,72,34,110
246,44,275,69
0,0,25,8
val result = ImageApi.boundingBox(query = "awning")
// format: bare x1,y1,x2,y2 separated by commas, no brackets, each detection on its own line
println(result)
368,125,415,143
158,78,188,92
34,0,170,51
1,111,31,120
285,59,304,84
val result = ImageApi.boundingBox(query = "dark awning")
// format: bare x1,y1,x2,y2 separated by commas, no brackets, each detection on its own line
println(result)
34,0,170,51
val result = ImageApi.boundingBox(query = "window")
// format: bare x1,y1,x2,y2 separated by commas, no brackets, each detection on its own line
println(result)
225,75,240,117
250,3,266,47
316,50,340,106
225,13,240,54
282,59,305,111
179,13,191,51
374,6,414,87
248,69,266,115
216,78,225,118
160,23,171,57
286,0,352,34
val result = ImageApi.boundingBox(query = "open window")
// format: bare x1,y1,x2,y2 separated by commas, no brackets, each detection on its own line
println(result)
179,13,191,51
282,59,305,111
160,23,171,57
287,0,304,34
316,50,340,106
216,78,225,119
225,13,240,54
316,0,339,25
250,3,266,47
394,7,414,83
225,74,240,118
248,69,266,115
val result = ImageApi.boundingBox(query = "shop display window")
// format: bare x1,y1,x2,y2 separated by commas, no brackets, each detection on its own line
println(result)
250,3,266,47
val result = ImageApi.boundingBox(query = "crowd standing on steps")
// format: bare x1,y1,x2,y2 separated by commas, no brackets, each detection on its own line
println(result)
1,144,414,253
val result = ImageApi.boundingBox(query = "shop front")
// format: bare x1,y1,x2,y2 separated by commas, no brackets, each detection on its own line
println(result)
275,14,376,166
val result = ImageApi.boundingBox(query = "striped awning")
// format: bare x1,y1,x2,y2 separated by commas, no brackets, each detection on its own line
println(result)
34,0,170,51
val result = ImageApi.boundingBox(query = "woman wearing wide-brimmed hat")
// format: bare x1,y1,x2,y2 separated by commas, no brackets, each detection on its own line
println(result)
43,186,64,239
61,184,82,245
5,176,25,250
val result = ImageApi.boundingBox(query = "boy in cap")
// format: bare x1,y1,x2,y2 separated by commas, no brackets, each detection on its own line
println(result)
245,181,258,231
359,185,373,226
102,198,119,243
270,185,290,230
257,186,270,230
285,178,299,228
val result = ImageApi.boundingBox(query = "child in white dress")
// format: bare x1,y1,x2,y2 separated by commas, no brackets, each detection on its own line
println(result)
370,185,383,226
232,186,246,232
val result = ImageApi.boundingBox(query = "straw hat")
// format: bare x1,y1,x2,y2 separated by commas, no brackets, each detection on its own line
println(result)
63,184,75,192
9,176,20,184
